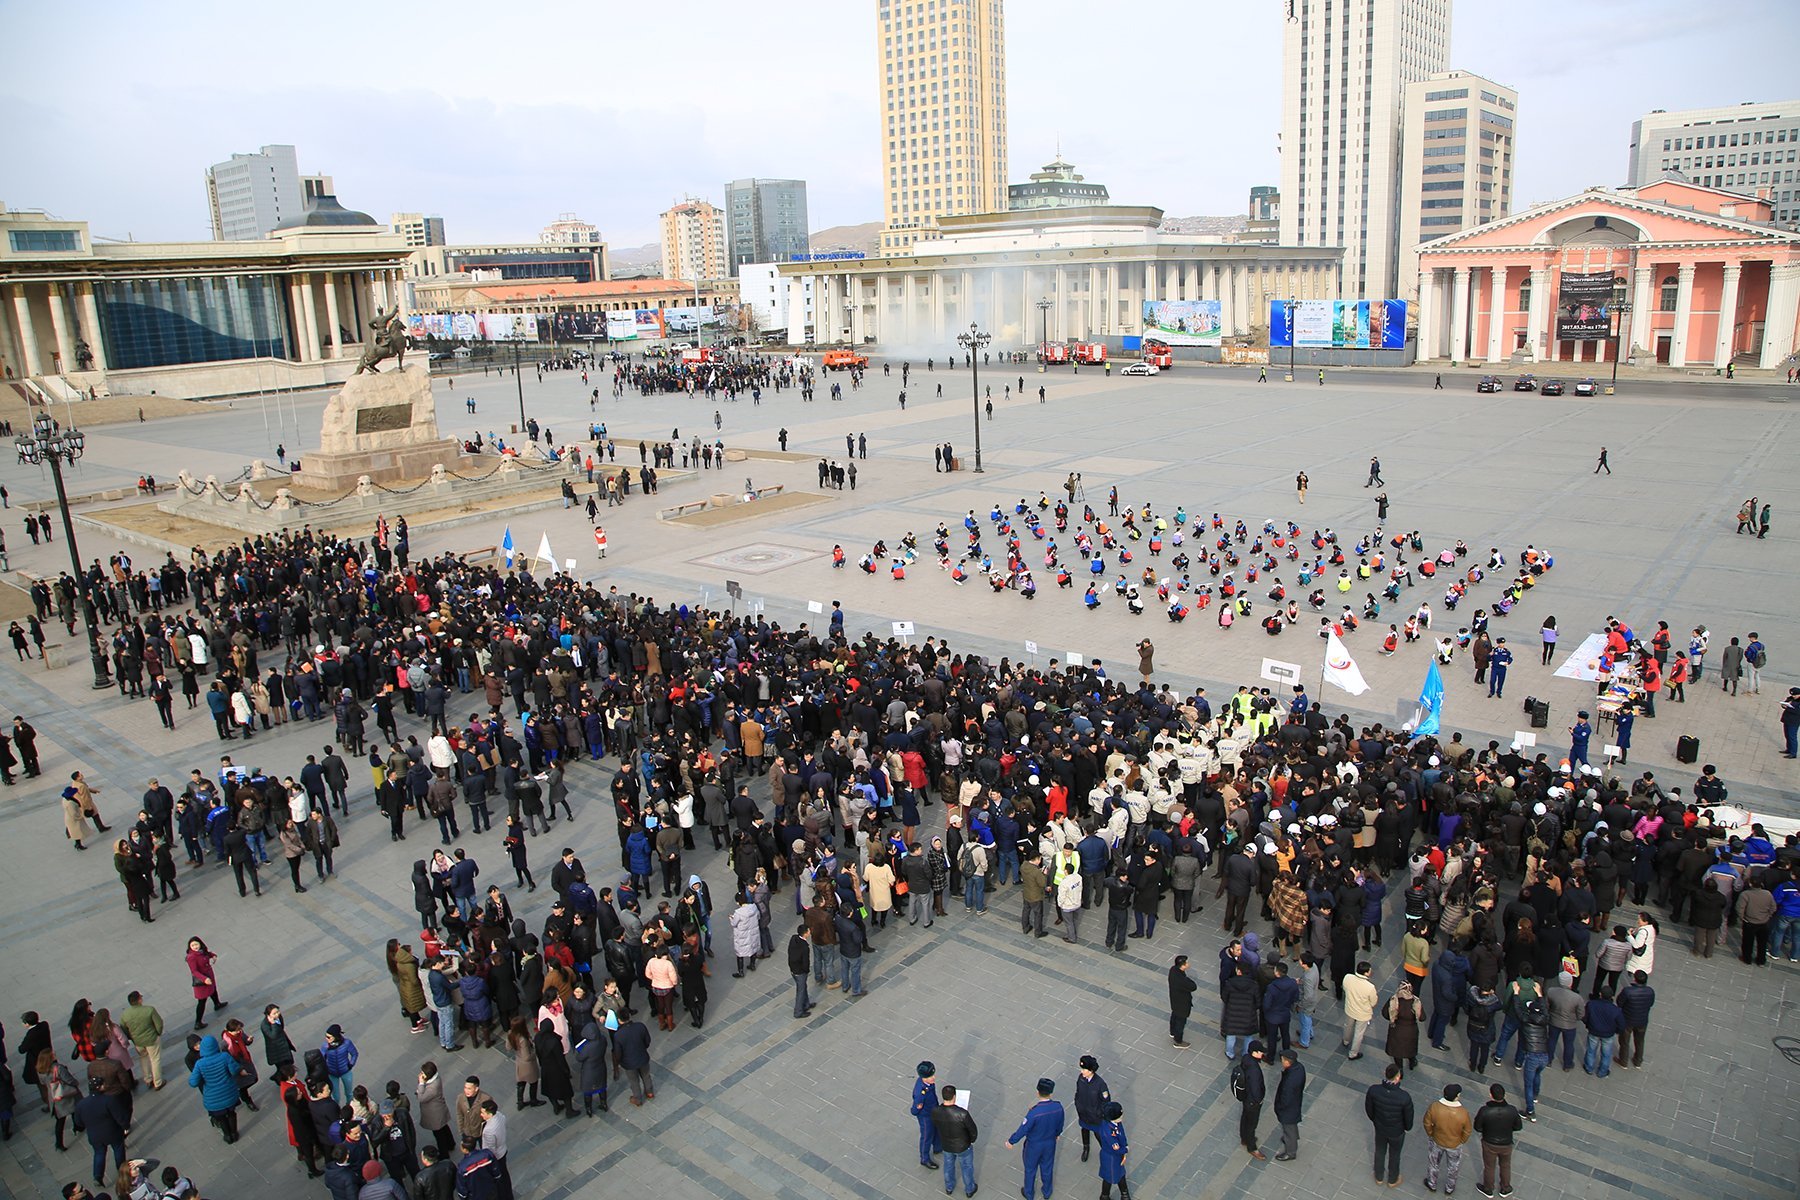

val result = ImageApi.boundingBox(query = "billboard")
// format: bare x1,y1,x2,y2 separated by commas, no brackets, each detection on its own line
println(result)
1141,299,1223,346
662,304,728,336
606,314,639,341
1555,272,1615,342
401,312,539,342
1269,300,1406,349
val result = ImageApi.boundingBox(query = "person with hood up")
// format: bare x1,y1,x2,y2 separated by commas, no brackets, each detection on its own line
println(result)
187,1034,242,1143
573,1020,608,1116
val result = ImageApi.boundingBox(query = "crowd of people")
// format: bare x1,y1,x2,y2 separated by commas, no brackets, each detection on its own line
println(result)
4,463,1794,1199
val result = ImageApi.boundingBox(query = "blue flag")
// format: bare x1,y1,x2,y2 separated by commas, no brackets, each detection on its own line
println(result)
1413,660,1445,738
502,525,516,567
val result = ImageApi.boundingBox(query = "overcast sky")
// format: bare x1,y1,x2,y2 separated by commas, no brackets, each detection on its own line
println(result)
2,0,1794,248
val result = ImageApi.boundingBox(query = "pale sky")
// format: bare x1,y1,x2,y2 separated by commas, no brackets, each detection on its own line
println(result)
1,0,1794,248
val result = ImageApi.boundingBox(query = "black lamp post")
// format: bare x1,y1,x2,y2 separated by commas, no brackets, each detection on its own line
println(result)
511,337,528,435
1036,297,1052,372
1283,299,1297,381
956,321,992,473
15,415,111,688
1608,277,1633,392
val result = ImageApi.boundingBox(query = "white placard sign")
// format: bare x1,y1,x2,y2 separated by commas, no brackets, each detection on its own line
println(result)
1025,640,1039,656
893,621,915,636
807,600,825,614
1604,744,1622,759
1066,651,1083,665
1261,657,1304,685
564,558,577,571
1513,731,1537,747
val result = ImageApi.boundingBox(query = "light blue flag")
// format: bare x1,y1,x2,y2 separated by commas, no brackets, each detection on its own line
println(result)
502,525,516,567
1413,660,1445,738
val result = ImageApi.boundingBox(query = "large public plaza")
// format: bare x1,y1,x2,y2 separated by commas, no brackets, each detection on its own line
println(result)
0,356,1794,1199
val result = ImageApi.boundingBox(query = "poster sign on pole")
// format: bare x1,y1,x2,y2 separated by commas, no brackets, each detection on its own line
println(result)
1065,651,1083,666
807,601,824,614
1513,731,1538,748
1261,658,1303,685
893,621,915,637
1024,640,1039,656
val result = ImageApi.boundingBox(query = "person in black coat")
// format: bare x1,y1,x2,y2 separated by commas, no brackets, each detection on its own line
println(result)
1363,1065,1414,1186
71,1083,131,1187
1130,852,1166,939
1272,1049,1306,1160
533,1020,575,1117
1168,955,1197,1048
1073,1054,1112,1162
413,1145,456,1200
1232,1041,1268,1159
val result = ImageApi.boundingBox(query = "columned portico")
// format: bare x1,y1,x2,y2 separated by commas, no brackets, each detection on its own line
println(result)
1416,269,1436,360
1669,263,1696,368
1714,264,1742,367
1486,266,1508,363
1449,267,1471,364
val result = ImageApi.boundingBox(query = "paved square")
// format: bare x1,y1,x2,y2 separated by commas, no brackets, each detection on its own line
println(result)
0,358,1794,1200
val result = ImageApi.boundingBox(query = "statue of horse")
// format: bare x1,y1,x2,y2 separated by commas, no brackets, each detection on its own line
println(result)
355,306,407,374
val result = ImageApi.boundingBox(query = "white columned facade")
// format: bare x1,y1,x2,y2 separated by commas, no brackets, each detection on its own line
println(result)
1416,270,1436,360
1485,267,1508,363
322,271,343,358
0,285,20,377
1525,267,1547,362
930,272,946,343
299,274,322,362
1086,265,1102,336
1054,268,1069,341
13,286,43,376
1217,266,1235,337
1448,266,1471,364
48,285,76,374
76,283,106,372
1183,262,1198,302
1235,267,1251,337
1669,263,1696,367
1758,262,1800,368
1713,264,1742,367
1107,264,1121,335
901,274,919,345
873,274,888,343
1629,265,1654,359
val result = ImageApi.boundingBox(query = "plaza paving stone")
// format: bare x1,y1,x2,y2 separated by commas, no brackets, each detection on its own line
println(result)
0,360,1794,1198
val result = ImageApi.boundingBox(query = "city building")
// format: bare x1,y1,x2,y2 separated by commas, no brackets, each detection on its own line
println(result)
1007,157,1109,211
777,204,1341,348
1415,179,1800,369
1397,70,1517,298
541,213,607,247
660,198,727,282
410,277,736,338
725,179,810,274
1627,100,1800,228
205,143,304,241
876,0,1008,255
737,262,814,338
1241,186,1280,244
406,242,609,287
1280,0,1452,300
390,212,447,248
0,201,411,397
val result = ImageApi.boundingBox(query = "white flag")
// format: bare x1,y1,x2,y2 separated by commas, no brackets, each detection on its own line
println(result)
1323,629,1371,696
534,532,556,572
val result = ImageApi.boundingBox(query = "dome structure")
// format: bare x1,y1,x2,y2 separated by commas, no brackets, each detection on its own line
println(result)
273,193,380,231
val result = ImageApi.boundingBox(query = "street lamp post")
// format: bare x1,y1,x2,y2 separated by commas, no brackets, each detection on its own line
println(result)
1283,299,1297,381
15,415,111,689
1608,277,1633,393
956,321,992,473
1036,297,1052,373
511,338,528,435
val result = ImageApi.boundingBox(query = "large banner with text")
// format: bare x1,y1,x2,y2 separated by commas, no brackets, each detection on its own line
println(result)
1268,300,1406,349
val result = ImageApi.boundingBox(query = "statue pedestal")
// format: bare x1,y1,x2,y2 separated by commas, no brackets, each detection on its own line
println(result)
294,365,466,490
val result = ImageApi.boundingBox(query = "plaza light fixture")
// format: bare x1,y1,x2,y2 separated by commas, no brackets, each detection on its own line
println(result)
14,414,111,688
1609,277,1634,392
1036,297,1052,373
956,321,992,473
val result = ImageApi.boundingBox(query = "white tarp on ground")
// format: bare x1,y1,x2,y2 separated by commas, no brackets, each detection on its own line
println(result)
1553,632,1609,681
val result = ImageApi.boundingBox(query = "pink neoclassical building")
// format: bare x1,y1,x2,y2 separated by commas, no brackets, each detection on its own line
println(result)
1415,180,1800,370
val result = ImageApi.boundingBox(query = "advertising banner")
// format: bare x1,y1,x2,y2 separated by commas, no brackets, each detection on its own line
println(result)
1269,299,1406,349
663,304,726,336
606,314,639,340
1140,299,1223,346
553,313,607,340
1555,272,1615,342
634,309,667,339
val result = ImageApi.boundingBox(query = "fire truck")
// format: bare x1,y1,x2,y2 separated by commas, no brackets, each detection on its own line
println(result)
679,347,721,368
1142,339,1173,369
822,349,868,371
1039,341,1070,365
1071,342,1108,365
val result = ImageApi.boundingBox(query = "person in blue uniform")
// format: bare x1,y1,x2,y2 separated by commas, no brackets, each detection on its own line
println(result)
1074,1054,1112,1162
1097,1101,1130,1199
912,1060,941,1169
1487,638,1513,698
1007,1077,1066,1200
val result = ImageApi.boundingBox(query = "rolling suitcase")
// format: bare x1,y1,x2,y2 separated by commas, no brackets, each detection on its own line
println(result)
1676,735,1699,764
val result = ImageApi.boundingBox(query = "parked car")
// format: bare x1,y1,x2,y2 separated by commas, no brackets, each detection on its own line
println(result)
1540,378,1566,396
1476,375,1503,393
1120,362,1159,376
1513,374,1538,391
1573,377,1599,396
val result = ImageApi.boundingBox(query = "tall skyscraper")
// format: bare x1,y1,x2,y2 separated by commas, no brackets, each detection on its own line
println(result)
876,0,1008,255
1397,71,1517,297
1279,0,1452,299
390,212,447,248
206,144,304,240
1627,100,1800,228
660,198,727,282
725,179,811,273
